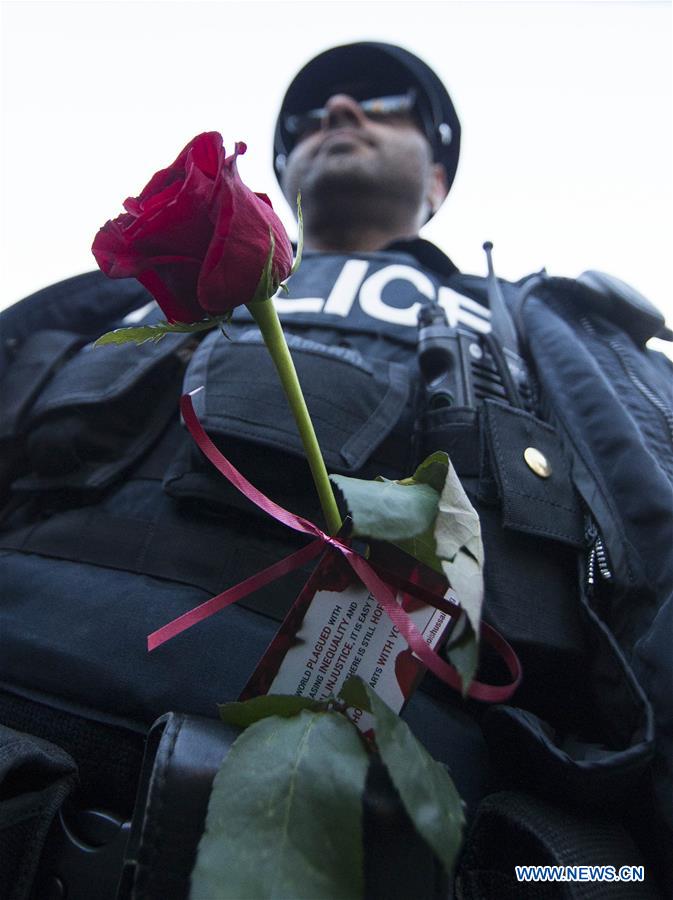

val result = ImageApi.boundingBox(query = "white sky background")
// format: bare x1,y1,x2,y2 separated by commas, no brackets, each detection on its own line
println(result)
1,0,671,354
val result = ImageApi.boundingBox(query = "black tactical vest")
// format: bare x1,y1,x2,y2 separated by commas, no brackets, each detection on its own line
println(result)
0,243,661,897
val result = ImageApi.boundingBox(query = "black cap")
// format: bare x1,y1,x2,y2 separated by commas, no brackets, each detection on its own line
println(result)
274,42,461,199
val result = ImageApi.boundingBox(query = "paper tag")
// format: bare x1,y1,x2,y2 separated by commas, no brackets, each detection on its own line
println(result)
241,550,456,724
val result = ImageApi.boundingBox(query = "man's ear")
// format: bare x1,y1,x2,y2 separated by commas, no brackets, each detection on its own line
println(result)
427,163,449,215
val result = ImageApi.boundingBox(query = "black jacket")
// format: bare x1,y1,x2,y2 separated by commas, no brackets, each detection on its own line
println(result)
0,242,671,895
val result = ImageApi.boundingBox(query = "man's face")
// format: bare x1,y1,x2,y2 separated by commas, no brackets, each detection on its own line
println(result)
281,93,447,231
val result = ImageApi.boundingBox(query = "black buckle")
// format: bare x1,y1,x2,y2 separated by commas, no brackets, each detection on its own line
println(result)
34,804,130,899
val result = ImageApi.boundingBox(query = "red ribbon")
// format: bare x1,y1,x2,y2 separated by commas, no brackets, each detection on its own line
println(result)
147,391,522,703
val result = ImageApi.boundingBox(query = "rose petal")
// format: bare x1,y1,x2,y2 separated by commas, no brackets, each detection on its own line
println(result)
92,132,291,322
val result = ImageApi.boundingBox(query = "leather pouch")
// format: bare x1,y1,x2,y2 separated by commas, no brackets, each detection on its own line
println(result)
119,713,447,900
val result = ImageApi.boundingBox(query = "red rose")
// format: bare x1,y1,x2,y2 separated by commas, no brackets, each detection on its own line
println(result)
91,133,293,323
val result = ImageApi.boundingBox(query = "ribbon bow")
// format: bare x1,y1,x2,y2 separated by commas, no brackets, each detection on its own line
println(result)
148,390,521,703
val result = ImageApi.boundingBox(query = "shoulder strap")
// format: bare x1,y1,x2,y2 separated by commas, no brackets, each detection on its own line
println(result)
0,271,153,378
458,790,658,899
511,270,672,349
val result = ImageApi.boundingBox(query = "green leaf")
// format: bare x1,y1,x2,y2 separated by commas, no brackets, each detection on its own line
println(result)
218,694,329,729
291,191,303,276
331,450,468,572
396,452,484,690
334,453,484,692
330,451,484,693
93,316,222,346
330,474,440,542
399,450,450,494
191,710,369,900
402,455,483,690
359,681,464,877
434,460,484,641
442,613,479,689
338,676,372,712
393,530,442,576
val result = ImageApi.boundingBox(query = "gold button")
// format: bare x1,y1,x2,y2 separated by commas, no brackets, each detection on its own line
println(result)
524,447,552,478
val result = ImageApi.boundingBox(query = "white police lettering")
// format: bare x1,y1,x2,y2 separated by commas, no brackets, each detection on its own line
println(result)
322,259,370,316
437,286,460,327
273,293,324,314
439,286,491,334
271,259,492,334
359,264,435,326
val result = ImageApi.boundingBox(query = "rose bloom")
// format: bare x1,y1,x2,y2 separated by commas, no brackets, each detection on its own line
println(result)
92,133,293,323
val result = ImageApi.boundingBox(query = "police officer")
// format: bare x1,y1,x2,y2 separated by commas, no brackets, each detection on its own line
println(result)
262,45,672,899
0,41,671,900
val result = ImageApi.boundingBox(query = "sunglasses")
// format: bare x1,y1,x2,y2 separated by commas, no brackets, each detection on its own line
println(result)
284,89,418,140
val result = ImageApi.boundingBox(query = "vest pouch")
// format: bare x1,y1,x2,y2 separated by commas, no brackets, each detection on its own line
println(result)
418,406,481,479
0,330,86,501
422,404,656,827
418,400,588,726
480,400,591,718
163,329,414,524
12,334,192,497
480,578,655,819
479,401,585,548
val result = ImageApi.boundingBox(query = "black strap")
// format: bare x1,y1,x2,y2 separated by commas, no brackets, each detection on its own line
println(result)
0,271,153,378
0,508,237,597
457,790,659,899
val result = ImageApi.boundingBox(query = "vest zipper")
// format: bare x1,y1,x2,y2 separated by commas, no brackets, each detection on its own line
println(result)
585,517,613,589
580,315,673,444
608,339,673,443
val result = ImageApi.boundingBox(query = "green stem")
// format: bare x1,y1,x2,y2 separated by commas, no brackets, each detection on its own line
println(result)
248,300,342,536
